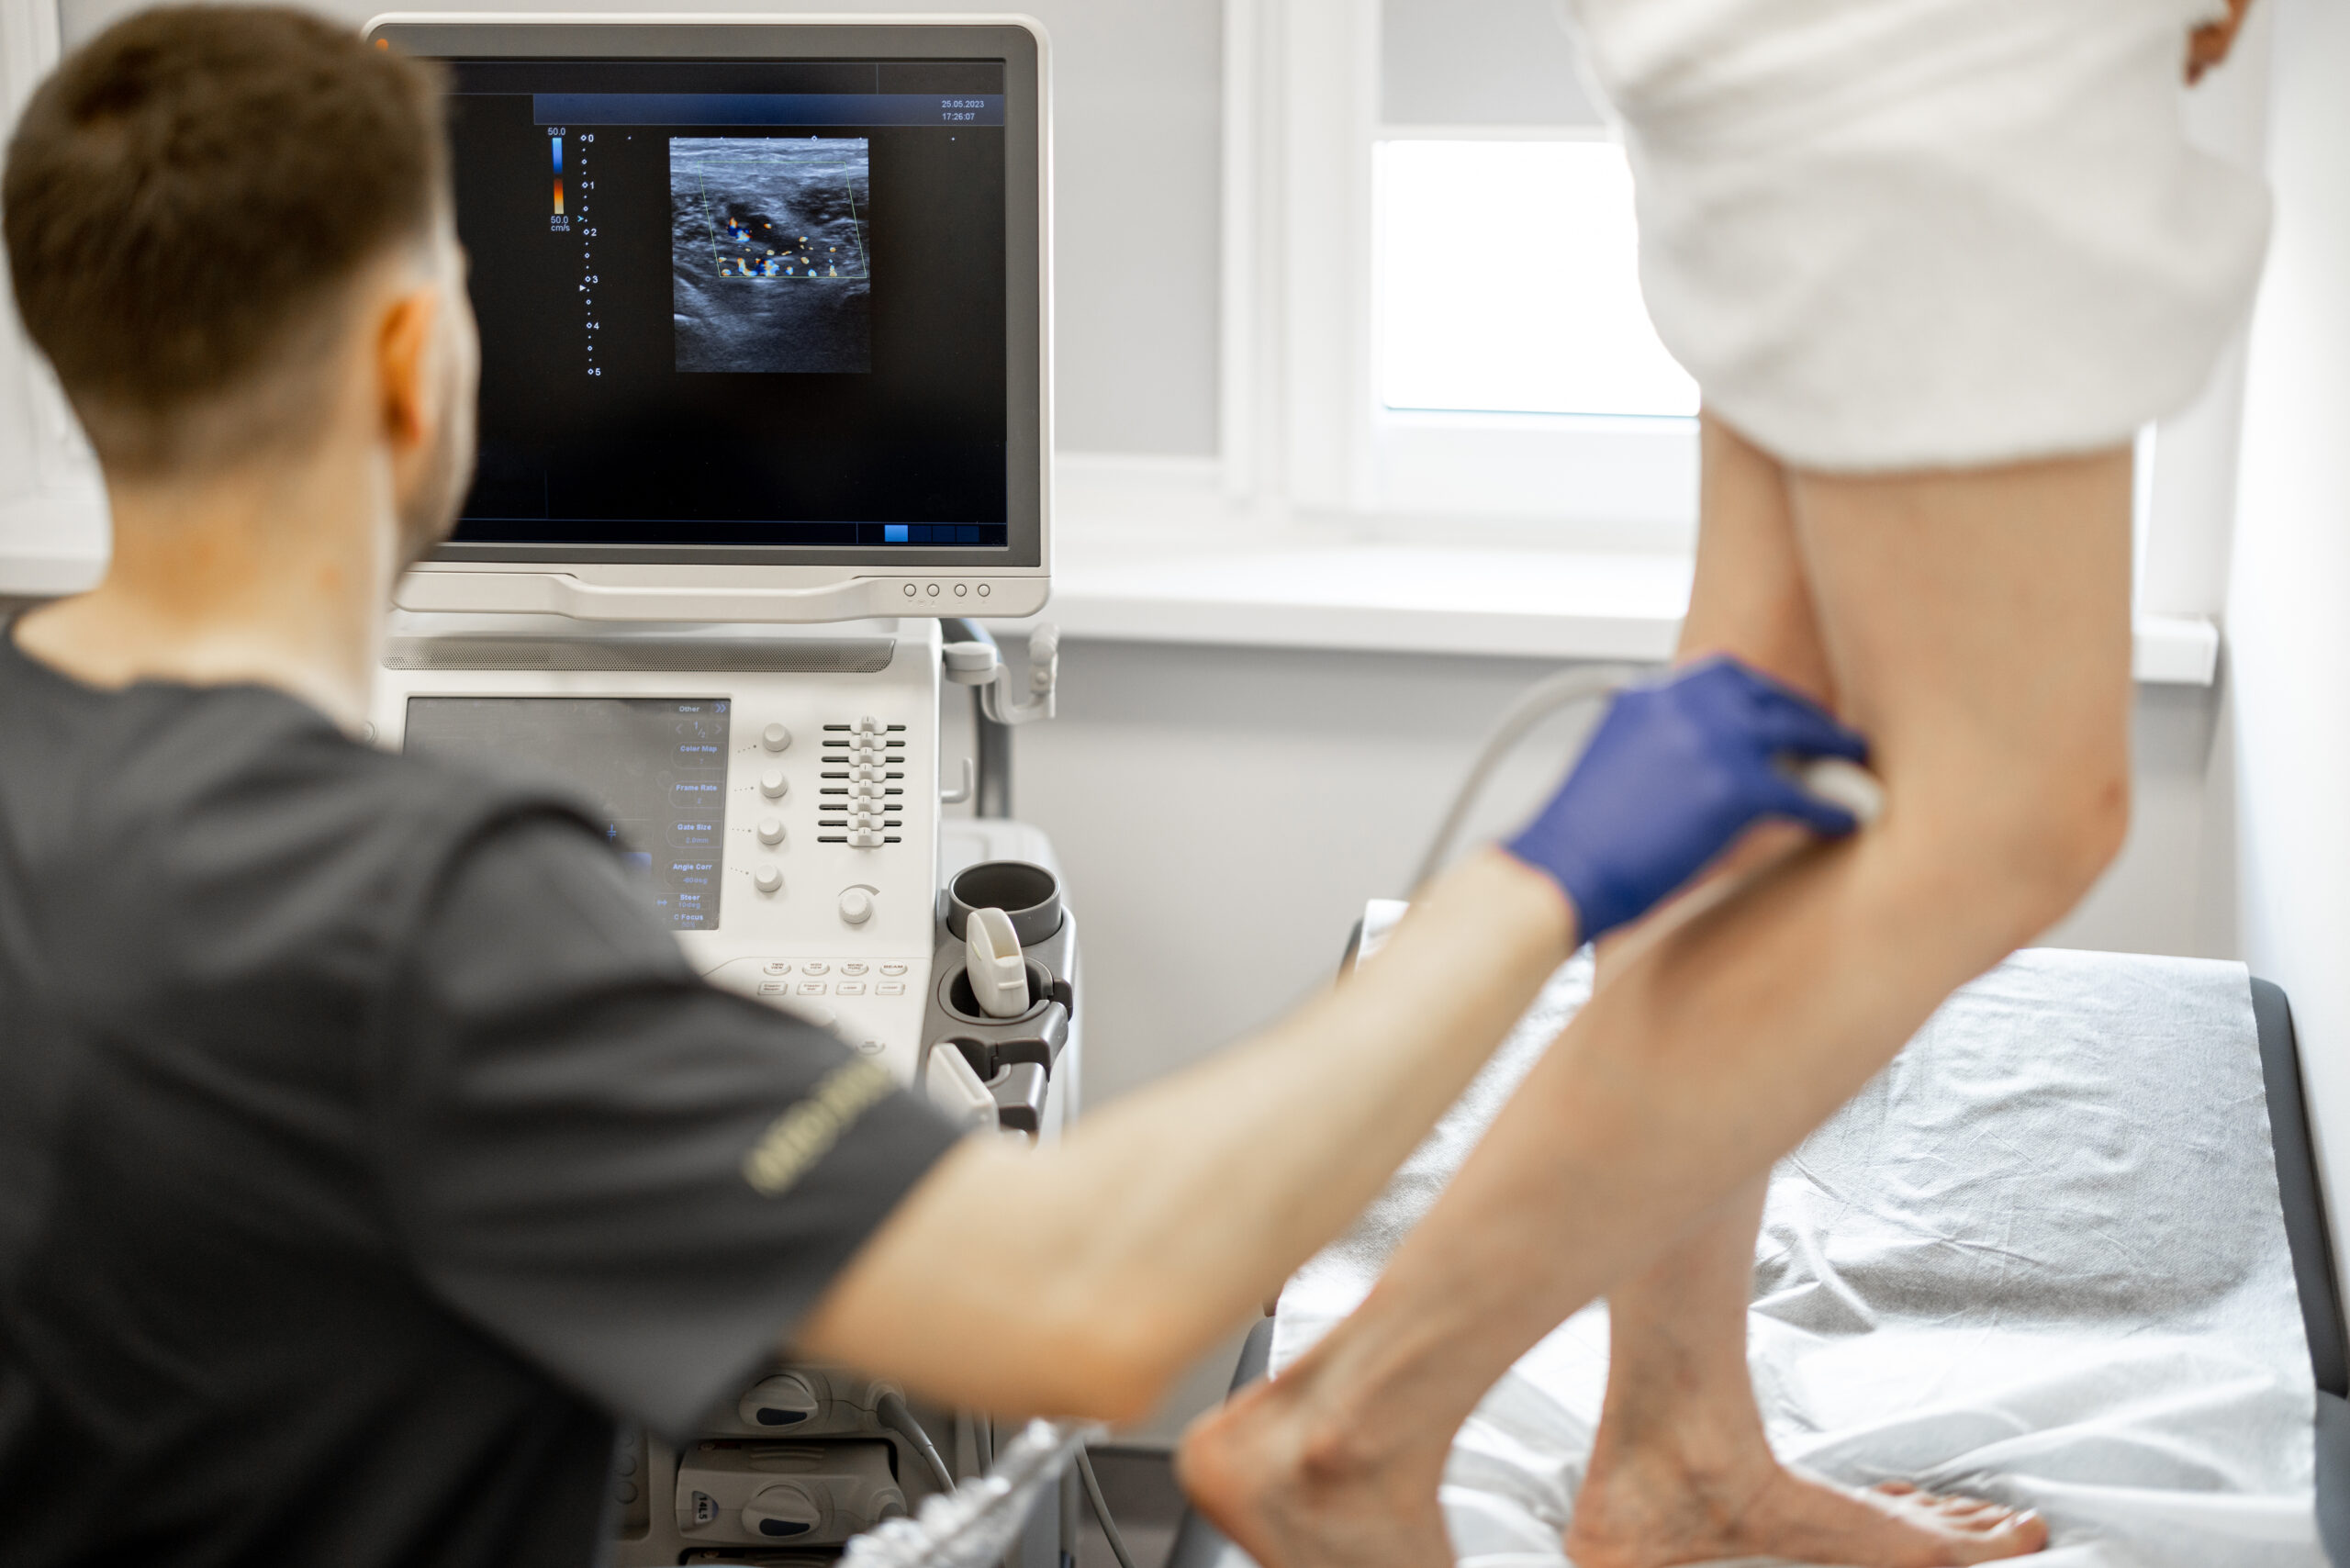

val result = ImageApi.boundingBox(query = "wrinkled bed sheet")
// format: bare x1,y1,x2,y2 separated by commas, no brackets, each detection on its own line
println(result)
1272,947,2322,1567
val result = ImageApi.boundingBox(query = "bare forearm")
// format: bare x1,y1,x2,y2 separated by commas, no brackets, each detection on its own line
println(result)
795,849,1575,1417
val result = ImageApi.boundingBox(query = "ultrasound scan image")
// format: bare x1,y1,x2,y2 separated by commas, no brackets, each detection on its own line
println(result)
670,136,872,374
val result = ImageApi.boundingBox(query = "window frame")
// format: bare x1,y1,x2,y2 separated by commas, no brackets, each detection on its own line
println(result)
0,0,106,597
1220,0,1697,542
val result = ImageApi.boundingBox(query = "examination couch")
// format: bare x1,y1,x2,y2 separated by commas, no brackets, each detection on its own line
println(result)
1167,965,2350,1568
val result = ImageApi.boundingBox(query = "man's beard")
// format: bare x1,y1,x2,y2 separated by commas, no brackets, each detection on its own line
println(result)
393,352,476,569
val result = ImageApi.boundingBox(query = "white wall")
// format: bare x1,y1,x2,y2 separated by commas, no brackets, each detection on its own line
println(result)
2225,0,2350,1274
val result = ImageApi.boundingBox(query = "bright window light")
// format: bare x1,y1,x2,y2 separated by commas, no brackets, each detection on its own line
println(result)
1376,139,1698,419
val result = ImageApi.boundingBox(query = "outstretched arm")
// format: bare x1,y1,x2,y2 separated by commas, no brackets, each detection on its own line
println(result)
797,846,1573,1419
794,657,1869,1420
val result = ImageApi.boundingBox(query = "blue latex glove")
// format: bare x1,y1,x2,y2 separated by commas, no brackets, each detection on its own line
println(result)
1505,655,1871,943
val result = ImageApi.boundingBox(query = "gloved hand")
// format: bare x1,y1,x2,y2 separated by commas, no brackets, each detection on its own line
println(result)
1505,655,1871,943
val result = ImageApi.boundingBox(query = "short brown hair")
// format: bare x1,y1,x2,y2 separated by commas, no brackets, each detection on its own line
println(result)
4,6,447,474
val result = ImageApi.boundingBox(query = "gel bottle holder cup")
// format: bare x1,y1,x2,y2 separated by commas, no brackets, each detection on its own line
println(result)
944,861,1063,947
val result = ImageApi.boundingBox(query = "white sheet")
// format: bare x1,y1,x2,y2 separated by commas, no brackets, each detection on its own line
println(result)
1273,947,2322,1567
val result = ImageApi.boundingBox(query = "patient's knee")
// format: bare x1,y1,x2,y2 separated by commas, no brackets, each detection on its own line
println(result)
1899,751,2130,942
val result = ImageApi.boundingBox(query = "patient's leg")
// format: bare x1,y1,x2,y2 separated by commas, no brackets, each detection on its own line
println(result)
1563,421,2049,1565
1179,430,2132,1568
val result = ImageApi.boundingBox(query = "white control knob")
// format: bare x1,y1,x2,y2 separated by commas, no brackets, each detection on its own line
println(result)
761,722,792,753
839,888,875,925
757,818,786,846
759,769,789,800
754,865,783,895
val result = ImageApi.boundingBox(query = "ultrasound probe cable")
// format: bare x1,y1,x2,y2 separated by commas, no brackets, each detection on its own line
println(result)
877,1390,956,1494
1074,1448,1139,1568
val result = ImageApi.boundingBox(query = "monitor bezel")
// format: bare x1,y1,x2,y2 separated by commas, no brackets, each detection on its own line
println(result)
370,13,1047,576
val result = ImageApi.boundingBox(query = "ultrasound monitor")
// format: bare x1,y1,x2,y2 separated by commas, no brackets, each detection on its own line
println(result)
367,16,1049,622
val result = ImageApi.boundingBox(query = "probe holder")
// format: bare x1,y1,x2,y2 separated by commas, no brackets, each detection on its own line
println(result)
923,862,1073,1134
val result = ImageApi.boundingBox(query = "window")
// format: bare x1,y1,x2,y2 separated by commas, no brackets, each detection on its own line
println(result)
1222,0,1698,534
1375,138,1695,420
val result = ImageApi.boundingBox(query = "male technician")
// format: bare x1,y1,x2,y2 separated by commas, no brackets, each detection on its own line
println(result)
0,12,1870,1565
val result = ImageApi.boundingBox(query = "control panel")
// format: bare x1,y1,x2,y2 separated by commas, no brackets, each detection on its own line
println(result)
370,617,945,1084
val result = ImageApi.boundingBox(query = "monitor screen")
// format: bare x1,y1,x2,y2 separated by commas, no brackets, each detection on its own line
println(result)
403,696,732,929
427,45,1033,564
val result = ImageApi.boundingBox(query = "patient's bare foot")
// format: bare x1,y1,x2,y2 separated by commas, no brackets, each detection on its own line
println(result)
1564,1443,2048,1568
1179,1369,1455,1568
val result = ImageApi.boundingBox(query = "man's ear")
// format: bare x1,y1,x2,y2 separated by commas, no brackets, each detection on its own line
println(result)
375,283,443,453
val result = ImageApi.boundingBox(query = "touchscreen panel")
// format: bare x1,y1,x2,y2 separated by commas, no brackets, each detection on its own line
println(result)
404,697,731,930
445,58,1008,550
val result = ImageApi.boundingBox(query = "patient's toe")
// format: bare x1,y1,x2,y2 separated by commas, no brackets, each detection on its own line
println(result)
1567,1454,2049,1568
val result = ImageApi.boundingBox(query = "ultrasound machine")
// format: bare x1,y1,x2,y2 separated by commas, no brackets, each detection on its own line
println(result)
364,16,1069,1561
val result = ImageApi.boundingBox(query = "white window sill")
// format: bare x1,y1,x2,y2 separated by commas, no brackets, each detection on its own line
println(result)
1016,535,2221,687
0,492,2220,685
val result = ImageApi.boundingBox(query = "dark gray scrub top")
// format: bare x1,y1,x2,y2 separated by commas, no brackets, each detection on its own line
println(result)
0,627,960,1568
